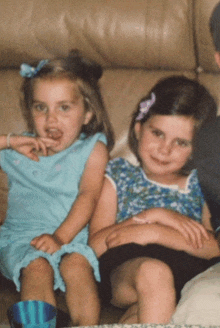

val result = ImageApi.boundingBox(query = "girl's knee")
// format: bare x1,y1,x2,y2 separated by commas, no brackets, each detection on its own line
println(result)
60,253,92,281
136,259,174,290
23,257,52,275
21,258,54,286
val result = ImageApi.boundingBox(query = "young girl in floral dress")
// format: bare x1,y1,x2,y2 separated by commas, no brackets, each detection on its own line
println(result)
89,75,220,324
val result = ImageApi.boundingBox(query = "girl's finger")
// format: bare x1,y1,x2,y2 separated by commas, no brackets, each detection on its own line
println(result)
176,218,209,248
194,221,210,240
170,221,196,247
172,222,200,249
38,244,48,252
27,152,39,162
30,236,39,245
36,138,48,156
184,222,207,249
33,238,46,250
40,137,60,147
177,226,193,246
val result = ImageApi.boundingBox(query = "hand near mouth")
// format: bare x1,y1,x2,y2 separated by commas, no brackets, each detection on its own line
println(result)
47,129,63,140
8,135,59,161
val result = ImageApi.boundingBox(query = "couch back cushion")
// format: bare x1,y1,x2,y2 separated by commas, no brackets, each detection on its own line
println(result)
0,0,195,70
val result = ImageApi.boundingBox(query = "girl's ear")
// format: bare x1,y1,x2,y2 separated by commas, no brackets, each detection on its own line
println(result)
134,122,141,140
84,110,93,125
214,52,220,69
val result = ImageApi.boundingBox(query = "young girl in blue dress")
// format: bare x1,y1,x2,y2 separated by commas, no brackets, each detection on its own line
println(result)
0,50,114,326
89,75,220,324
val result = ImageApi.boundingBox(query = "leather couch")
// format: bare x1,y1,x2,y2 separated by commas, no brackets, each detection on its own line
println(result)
1,0,220,325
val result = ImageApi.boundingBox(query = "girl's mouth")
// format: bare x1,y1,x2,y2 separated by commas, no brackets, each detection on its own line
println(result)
47,129,63,140
151,156,170,165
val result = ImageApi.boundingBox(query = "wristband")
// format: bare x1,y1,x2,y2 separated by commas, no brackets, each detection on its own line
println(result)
6,133,14,148
132,216,151,224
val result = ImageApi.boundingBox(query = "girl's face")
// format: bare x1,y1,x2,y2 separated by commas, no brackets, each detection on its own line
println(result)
31,78,92,154
134,115,195,180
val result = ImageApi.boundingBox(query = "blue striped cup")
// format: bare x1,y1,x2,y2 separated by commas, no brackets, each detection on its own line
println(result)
7,301,57,328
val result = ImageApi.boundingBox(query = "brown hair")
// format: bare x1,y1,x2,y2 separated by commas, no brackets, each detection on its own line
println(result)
129,75,217,173
20,50,114,150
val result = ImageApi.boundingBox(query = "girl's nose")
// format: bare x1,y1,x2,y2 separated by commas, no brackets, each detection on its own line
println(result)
158,140,172,155
46,110,57,122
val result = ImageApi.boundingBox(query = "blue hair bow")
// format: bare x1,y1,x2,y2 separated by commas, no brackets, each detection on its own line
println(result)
20,59,49,78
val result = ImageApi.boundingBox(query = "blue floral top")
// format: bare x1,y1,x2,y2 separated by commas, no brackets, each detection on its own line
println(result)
106,158,204,223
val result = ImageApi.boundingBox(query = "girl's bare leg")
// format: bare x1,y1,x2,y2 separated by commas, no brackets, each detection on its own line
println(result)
21,257,56,306
110,257,176,324
119,303,138,324
60,253,100,326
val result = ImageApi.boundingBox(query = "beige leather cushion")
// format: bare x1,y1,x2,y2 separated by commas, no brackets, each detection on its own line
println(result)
0,71,26,134
0,0,195,70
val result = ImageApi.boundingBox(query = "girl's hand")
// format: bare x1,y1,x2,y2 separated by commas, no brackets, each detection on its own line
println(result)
105,224,154,248
31,234,62,254
162,215,210,249
133,208,209,249
9,135,59,161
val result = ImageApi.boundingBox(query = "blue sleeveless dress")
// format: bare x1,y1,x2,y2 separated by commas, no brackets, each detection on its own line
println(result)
0,133,106,291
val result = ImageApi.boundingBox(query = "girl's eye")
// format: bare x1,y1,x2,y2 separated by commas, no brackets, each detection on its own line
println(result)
152,129,164,138
176,139,191,147
60,104,70,112
32,104,47,112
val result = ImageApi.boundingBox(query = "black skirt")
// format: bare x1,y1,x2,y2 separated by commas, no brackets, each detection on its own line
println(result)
98,243,220,305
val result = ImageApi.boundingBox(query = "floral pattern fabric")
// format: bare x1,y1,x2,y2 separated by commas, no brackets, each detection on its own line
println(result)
106,158,204,223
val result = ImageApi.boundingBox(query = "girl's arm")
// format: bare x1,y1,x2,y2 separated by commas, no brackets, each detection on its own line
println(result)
89,176,140,257
201,202,213,230
0,135,8,149
105,221,220,259
32,141,109,253
89,177,214,257
104,199,219,259
105,203,220,259
0,134,58,161
130,206,210,249
88,177,118,257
